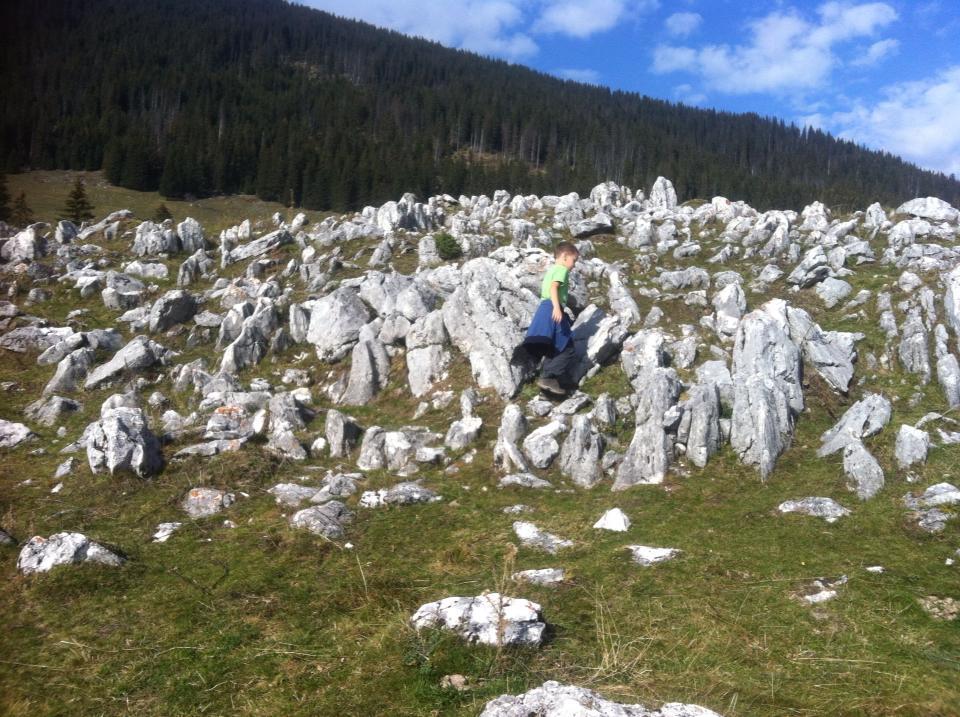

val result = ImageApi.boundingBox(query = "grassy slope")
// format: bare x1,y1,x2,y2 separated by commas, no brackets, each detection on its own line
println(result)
0,174,958,716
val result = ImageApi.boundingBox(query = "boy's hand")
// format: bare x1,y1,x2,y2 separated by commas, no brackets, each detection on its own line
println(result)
551,305,563,323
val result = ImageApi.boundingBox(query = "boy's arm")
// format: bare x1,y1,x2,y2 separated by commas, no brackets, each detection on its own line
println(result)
549,281,563,323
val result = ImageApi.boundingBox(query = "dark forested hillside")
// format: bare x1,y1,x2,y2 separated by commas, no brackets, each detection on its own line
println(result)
1,0,958,212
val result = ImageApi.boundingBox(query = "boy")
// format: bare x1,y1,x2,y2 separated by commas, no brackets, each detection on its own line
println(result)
521,242,579,397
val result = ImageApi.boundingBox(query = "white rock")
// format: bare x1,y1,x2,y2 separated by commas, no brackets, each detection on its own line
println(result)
627,545,681,566
593,508,631,532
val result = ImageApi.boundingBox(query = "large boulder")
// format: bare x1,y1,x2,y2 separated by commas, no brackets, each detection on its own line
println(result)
148,290,197,333
441,257,539,398
614,368,682,489
896,197,959,223
306,287,372,362
0,419,36,448
86,407,164,478
818,393,891,456
729,307,802,480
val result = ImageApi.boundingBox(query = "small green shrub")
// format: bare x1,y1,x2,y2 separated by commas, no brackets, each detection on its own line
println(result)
434,231,462,260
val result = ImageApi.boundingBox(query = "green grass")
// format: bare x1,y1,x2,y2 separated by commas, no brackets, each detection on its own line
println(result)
0,174,958,716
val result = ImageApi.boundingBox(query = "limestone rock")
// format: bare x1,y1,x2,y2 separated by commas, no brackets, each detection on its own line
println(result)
181,487,235,518
818,394,891,456
513,521,573,554
17,532,124,575
559,414,604,488
86,407,163,478
895,425,929,469
411,593,545,647
480,681,720,717
290,500,353,538
360,482,441,508
628,545,682,566
842,442,885,500
148,290,197,333
522,421,566,469
778,497,850,523
85,336,169,390
306,288,372,362
0,419,36,448
593,508,630,531
615,368,681,489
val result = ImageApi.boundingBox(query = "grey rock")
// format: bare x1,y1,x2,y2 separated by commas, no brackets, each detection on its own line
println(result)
306,288,371,362
937,353,960,408
325,409,362,458
513,521,573,554
570,305,629,383
659,267,709,292
441,257,539,398
815,277,853,308
522,421,566,469
945,264,960,337
177,249,215,287
607,270,642,325
268,483,321,507
24,395,81,426
648,176,678,210
499,473,552,489
0,419,36,448
85,336,169,390
898,307,931,382
148,290,197,333
559,414,604,488
123,260,168,280
411,593,545,647
571,213,614,238
896,197,959,223
786,245,830,288
220,299,277,374
493,403,529,474
842,442,885,500
627,545,682,566
86,407,163,478
512,569,565,586
17,532,124,575
181,487,235,518
177,217,207,252
593,508,631,531
133,220,180,256
445,416,483,451
289,500,353,538
222,228,291,266
360,481,441,508
819,393,891,456
682,382,722,468
620,329,669,385
43,348,95,395
615,368,681,489
895,425,929,469
356,425,443,475
479,681,721,717
712,282,746,339
0,325,74,353
405,311,451,397
906,482,960,507
778,497,851,523
152,522,182,543
339,330,391,405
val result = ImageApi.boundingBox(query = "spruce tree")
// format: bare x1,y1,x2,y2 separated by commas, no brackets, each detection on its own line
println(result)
62,178,95,224
153,203,173,222
0,174,10,222
11,192,34,227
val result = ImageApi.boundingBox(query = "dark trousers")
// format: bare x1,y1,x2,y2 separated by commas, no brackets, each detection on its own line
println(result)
541,341,576,385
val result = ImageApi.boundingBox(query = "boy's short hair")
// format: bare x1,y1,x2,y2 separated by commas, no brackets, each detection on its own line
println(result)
554,241,580,258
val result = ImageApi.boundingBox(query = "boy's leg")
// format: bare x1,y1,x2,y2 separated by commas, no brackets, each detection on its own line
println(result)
541,341,576,387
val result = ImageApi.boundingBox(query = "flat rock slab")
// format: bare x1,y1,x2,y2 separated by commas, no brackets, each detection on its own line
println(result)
479,680,723,717
778,497,851,523
152,522,182,543
512,568,565,586
903,482,960,508
411,593,545,647
268,483,322,507
628,545,681,566
17,532,124,574
499,473,553,489
181,487,235,518
289,501,353,538
513,521,573,554
359,482,441,508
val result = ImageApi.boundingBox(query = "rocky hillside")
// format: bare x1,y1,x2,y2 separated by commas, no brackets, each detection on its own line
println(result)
1,179,958,715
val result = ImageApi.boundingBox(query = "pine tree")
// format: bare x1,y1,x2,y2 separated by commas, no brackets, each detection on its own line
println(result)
62,178,95,224
11,192,34,227
153,203,173,222
0,174,11,222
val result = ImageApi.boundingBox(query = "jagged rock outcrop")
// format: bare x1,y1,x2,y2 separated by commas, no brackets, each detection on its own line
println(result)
17,532,125,575
86,407,164,478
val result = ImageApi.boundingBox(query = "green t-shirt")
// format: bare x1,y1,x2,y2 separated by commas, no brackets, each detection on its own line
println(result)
540,264,569,306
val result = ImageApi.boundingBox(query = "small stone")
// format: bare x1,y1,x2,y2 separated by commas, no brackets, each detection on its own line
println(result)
627,545,681,566
778,497,851,523
593,508,630,532
181,487,235,518
152,522,182,543
512,568,565,585
513,521,573,554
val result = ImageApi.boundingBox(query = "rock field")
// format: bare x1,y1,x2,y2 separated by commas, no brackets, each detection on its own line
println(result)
2,178,959,714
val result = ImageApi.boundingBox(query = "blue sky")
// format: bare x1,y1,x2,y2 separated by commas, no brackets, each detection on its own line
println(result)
303,0,960,178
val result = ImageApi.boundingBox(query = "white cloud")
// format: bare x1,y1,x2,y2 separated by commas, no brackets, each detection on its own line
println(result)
851,38,899,66
533,0,658,39
553,68,602,83
651,2,898,94
822,66,960,176
664,12,702,37
307,0,537,58
673,83,707,105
